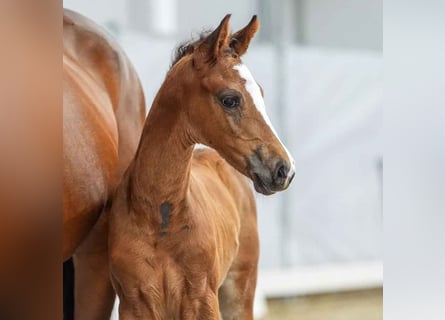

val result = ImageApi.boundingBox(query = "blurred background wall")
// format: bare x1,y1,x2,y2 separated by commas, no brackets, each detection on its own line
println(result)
63,0,382,50
64,0,382,318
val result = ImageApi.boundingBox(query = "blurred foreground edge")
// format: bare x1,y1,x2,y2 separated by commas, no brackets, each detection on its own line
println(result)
0,1,62,319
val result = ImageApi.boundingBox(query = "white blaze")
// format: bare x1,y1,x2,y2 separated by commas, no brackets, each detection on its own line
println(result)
233,64,296,180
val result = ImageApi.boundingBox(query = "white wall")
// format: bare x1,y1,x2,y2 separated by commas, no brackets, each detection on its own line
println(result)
302,0,382,51
63,0,127,34
176,0,257,39
64,0,382,51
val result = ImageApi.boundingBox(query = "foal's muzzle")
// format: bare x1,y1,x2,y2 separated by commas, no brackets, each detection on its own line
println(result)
247,152,295,195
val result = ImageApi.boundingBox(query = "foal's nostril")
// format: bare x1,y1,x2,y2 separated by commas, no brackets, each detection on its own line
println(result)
277,165,287,180
273,162,288,187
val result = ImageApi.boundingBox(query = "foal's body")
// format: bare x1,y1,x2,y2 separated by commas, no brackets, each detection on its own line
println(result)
110,149,258,319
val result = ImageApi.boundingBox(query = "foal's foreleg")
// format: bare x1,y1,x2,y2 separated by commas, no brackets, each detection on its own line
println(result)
218,226,259,320
218,265,258,320
73,212,115,320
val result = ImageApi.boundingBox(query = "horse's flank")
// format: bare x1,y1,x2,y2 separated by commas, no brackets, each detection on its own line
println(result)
63,9,145,259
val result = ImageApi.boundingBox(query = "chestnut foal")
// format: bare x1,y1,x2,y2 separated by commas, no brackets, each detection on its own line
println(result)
109,15,295,320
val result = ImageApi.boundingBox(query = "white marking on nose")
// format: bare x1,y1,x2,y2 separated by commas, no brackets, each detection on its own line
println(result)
233,64,295,182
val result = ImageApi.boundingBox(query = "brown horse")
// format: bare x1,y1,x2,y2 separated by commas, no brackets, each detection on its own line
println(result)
109,15,295,319
63,9,145,319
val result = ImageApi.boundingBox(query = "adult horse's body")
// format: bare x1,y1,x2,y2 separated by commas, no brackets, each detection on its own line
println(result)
109,15,295,319
63,9,145,319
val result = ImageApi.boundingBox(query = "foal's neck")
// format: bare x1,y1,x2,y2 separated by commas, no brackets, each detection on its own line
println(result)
128,79,194,226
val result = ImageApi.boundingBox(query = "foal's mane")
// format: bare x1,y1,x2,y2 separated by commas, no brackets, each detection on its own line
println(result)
170,30,211,69
170,29,237,69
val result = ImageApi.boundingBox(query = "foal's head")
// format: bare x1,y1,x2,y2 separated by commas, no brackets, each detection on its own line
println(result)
168,15,295,195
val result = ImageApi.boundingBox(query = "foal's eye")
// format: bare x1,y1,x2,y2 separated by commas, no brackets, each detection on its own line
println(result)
220,95,240,109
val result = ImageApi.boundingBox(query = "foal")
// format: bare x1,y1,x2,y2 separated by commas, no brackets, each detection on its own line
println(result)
109,15,295,320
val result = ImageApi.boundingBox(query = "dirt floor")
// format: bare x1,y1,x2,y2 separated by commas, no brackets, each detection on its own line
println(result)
263,288,382,320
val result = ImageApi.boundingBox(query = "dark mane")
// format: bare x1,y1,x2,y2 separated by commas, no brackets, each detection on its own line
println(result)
170,30,212,68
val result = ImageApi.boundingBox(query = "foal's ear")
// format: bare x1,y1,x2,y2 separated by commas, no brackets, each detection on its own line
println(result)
196,14,231,64
230,15,259,56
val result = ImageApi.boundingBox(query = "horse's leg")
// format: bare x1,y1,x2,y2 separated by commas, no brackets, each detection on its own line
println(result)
218,219,259,320
73,212,115,320
63,258,75,320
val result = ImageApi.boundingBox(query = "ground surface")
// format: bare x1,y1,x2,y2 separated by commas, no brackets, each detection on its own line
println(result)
264,288,382,320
